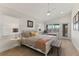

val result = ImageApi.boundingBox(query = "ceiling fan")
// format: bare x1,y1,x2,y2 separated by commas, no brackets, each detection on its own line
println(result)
46,3,56,16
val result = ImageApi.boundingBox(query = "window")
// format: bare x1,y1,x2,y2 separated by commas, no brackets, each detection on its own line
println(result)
48,24,53,29
47,24,60,32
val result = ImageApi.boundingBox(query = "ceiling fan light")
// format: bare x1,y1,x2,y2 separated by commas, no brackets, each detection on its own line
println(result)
46,12,50,16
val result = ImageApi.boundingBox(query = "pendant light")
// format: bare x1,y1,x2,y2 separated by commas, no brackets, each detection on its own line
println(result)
46,3,51,16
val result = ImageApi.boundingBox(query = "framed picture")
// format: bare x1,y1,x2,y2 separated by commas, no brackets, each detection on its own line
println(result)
73,11,79,31
27,20,33,27
75,13,78,22
13,28,18,32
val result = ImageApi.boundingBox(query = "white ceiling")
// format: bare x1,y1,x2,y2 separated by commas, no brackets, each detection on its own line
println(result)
0,3,74,22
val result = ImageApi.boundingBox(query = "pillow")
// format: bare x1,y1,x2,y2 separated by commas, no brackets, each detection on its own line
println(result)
21,32,31,38
30,32,38,36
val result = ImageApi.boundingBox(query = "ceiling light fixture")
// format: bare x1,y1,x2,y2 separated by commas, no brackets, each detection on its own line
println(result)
46,3,51,16
46,11,51,16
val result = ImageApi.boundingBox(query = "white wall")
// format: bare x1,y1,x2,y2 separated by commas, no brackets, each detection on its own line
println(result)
45,13,71,39
59,14,71,39
0,13,20,52
2,15,20,36
71,4,79,51
0,14,3,38
0,13,20,36
20,18,37,32
19,17,45,32
0,12,44,52
36,23,45,32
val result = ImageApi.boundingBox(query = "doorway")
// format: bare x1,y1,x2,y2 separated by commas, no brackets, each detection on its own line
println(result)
62,24,68,37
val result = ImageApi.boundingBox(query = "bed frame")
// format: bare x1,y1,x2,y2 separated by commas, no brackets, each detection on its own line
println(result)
21,38,54,56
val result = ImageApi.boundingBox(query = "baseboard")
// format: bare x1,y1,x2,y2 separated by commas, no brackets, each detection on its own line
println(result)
61,37,70,40
71,39,79,52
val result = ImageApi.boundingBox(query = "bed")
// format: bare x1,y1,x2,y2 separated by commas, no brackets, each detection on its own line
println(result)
21,34,56,56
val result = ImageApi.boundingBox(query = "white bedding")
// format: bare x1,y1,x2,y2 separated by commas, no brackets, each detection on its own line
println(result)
22,35,55,46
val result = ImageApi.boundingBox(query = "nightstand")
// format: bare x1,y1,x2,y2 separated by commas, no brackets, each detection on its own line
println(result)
15,37,21,46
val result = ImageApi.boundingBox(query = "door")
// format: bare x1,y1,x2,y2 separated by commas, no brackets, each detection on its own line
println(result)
62,24,68,37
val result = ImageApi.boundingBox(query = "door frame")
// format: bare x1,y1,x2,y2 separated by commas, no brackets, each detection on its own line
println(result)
62,23,69,39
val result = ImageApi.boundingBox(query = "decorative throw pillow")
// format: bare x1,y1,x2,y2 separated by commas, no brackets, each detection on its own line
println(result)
21,32,30,38
30,32,38,36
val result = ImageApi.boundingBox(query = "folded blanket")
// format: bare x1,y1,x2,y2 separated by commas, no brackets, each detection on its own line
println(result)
35,38,49,52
